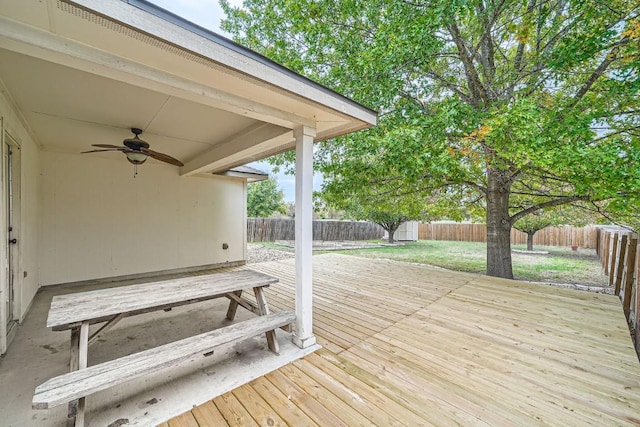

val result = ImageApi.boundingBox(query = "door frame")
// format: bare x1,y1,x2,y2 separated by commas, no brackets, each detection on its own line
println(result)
0,118,22,355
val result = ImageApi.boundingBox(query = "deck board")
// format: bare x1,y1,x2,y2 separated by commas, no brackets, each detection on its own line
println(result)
248,376,319,427
191,401,229,426
214,392,260,427
167,254,640,426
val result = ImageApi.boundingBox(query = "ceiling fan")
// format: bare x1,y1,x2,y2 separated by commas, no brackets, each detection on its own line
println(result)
81,128,184,174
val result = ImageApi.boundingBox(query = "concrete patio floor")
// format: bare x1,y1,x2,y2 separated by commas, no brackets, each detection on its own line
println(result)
0,268,316,426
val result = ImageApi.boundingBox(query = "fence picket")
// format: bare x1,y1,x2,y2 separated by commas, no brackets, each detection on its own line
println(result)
418,223,599,248
246,218,384,242
594,228,639,360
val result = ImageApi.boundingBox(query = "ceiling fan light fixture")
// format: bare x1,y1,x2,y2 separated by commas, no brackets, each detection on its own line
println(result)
125,151,148,164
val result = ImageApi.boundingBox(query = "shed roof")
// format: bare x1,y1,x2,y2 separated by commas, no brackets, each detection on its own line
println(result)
222,165,269,182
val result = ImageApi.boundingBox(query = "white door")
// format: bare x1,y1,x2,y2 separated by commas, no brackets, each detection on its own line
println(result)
1,130,19,354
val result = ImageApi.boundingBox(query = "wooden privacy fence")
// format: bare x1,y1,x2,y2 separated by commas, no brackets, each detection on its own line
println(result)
596,228,640,358
247,218,384,242
418,223,598,248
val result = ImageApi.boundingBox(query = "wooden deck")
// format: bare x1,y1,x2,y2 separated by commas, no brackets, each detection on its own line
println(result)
164,254,640,426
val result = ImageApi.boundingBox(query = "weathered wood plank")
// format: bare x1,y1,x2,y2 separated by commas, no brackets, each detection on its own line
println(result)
225,290,243,320
88,313,126,346
47,270,278,330
67,328,80,419
33,312,295,409
254,287,278,353
73,322,90,426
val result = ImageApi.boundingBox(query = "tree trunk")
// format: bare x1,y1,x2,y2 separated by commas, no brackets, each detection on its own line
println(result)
527,232,535,251
486,168,514,279
386,225,397,243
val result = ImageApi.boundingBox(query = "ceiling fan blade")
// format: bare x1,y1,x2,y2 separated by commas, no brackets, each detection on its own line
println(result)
92,144,124,149
142,148,184,167
81,149,122,154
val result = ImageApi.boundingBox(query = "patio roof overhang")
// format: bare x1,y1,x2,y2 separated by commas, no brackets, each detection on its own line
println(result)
0,0,376,175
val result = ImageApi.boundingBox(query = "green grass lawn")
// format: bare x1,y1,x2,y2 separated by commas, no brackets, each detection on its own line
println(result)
258,239,609,286
328,240,609,286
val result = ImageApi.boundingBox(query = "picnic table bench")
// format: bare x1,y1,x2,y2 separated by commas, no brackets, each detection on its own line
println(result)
32,269,294,427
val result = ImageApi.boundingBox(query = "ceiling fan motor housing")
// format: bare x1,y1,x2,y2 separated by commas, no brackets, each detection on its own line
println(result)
123,128,150,150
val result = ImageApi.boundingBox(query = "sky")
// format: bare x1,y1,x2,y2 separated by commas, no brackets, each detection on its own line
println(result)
146,0,322,202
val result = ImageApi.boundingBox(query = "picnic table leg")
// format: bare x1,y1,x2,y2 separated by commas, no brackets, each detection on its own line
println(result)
253,287,279,354
226,290,242,321
68,327,80,418
69,321,89,427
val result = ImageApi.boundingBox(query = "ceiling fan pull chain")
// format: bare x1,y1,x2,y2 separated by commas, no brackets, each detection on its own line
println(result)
134,163,138,178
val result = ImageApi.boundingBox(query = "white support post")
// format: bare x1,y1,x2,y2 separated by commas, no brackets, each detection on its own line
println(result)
292,125,317,349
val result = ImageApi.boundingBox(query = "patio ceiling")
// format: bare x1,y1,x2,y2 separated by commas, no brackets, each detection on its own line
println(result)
0,0,376,174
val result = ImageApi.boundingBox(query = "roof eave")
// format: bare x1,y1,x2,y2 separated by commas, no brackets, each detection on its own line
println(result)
65,0,377,127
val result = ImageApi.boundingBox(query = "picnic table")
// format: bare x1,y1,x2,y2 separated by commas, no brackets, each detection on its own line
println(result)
32,269,295,427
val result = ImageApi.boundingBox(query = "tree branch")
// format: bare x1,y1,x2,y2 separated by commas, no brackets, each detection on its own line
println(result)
425,71,472,102
448,21,490,106
509,195,591,224
568,36,630,108
514,0,538,72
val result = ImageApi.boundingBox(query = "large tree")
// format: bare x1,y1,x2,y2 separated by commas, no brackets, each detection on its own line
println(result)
223,0,640,278
322,165,464,241
323,186,425,243
247,177,286,217
513,205,596,250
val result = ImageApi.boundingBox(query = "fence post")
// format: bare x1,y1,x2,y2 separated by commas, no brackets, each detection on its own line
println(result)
602,232,611,275
635,241,640,358
614,233,628,295
621,234,637,319
608,233,619,285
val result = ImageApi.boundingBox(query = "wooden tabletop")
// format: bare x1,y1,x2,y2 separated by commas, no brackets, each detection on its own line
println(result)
47,270,278,330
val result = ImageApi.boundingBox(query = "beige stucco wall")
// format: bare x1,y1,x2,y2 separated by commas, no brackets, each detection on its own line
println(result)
0,91,40,321
39,151,246,285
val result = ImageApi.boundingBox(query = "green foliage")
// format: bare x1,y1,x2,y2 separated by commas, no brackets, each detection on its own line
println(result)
247,177,286,218
223,0,640,277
